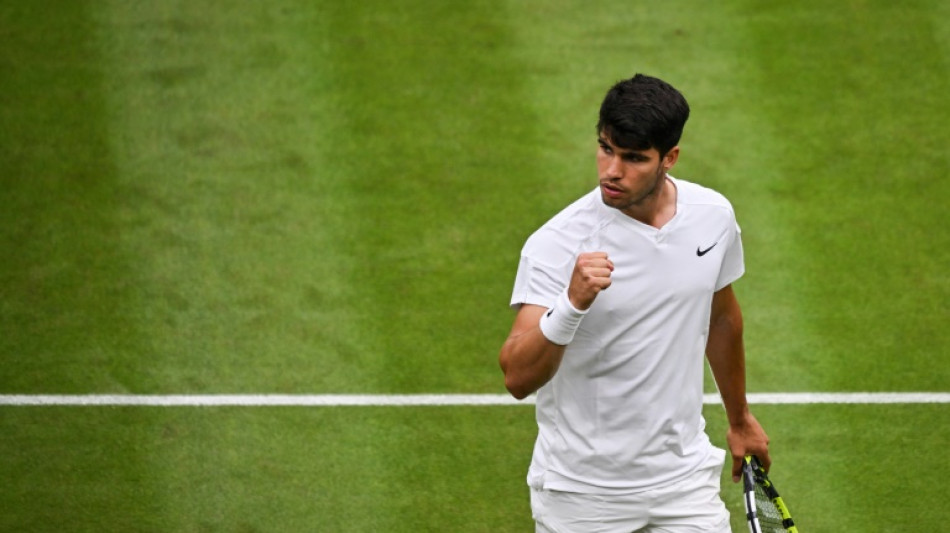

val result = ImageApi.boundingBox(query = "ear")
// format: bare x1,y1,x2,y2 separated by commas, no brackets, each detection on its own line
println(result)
662,146,680,171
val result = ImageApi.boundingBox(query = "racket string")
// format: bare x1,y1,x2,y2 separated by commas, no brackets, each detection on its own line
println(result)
753,484,786,531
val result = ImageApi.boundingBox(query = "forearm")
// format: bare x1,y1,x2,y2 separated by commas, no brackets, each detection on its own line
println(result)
706,285,770,478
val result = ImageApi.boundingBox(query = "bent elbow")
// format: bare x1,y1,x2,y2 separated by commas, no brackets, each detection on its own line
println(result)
503,369,541,400
505,378,532,401
499,335,550,400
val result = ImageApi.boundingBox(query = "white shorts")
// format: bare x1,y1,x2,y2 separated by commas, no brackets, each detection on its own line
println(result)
530,452,731,533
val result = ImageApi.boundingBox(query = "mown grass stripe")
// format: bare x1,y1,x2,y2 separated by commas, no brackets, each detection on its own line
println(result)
1,392,947,406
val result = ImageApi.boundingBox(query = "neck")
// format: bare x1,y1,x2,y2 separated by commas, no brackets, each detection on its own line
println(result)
621,176,677,229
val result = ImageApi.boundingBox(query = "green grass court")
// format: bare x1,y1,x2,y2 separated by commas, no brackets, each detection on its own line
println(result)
2,1,948,531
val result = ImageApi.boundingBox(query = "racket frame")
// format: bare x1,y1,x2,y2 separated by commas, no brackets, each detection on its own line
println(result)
742,455,798,533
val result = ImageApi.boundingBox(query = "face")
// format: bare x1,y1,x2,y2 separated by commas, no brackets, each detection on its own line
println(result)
596,135,678,214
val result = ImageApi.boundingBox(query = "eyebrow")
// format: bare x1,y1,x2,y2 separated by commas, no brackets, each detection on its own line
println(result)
598,137,649,159
597,136,619,150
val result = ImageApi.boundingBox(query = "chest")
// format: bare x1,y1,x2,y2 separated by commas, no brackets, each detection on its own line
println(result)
588,218,729,316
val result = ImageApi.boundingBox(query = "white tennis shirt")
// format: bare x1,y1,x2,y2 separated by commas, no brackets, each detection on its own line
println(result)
510,177,744,493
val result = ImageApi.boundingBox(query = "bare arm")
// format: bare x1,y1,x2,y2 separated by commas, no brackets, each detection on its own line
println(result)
705,284,770,481
499,252,613,400
499,305,566,399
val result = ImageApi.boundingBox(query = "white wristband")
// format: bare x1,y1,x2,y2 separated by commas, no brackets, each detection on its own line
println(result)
538,290,588,346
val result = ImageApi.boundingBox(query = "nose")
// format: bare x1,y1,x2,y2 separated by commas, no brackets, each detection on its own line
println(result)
605,155,623,179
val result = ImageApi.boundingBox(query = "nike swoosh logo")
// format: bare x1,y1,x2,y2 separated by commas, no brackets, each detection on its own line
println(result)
546,309,554,317
696,243,717,256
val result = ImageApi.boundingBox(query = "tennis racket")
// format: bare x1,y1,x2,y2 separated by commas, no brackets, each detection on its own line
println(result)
742,455,798,533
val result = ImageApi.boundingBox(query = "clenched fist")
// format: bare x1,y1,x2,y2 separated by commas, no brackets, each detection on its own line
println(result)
568,252,613,310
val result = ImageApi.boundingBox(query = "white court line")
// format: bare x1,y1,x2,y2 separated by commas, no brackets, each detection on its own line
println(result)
0,392,948,406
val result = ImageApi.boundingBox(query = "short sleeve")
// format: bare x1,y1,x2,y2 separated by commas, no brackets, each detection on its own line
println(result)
509,254,571,310
715,220,744,290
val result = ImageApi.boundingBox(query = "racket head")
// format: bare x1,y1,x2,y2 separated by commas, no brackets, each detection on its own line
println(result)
742,456,798,533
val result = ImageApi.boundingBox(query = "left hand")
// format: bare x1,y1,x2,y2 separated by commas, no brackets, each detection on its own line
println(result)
726,411,770,482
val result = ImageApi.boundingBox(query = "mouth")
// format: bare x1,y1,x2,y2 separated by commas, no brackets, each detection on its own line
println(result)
600,182,625,199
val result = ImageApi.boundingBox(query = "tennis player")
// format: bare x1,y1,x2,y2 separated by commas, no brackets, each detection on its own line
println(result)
500,74,770,532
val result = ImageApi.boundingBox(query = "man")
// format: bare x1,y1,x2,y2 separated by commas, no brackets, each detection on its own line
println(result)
499,74,770,532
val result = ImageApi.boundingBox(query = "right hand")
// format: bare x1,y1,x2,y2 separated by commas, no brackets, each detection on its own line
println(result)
568,252,613,310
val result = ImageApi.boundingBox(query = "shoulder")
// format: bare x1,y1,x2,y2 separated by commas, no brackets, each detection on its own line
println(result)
673,177,733,209
672,177,737,219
